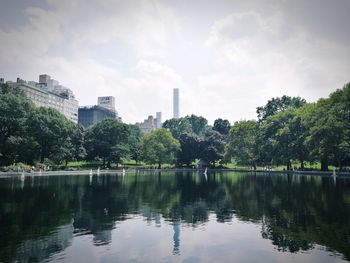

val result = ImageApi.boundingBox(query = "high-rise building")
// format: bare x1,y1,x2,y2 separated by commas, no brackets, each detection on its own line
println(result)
156,112,162,129
136,112,162,134
78,105,116,127
7,75,78,123
173,88,179,119
98,96,115,111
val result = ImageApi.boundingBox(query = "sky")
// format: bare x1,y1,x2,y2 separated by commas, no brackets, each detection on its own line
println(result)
0,0,349,125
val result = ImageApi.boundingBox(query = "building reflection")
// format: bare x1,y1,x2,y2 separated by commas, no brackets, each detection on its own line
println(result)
1,172,350,262
173,222,181,255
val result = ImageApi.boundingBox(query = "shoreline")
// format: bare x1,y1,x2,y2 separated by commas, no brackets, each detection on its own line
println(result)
1,168,350,178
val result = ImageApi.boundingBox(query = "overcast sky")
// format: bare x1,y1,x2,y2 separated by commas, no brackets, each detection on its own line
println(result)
0,0,349,124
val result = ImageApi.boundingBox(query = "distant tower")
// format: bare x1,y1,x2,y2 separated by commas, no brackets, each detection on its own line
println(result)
156,112,162,129
98,96,116,112
173,88,179,119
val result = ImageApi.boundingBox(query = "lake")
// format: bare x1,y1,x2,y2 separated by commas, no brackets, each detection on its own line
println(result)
1,171,350,263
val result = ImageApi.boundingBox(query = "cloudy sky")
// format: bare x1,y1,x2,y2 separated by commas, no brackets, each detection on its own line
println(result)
0,0,349,124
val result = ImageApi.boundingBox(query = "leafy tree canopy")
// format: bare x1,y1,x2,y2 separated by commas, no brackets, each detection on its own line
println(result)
141,128,180,168
257,95,306,122
85,119,130,167
213,118,231,135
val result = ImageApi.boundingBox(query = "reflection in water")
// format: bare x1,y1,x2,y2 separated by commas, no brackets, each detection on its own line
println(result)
0,172,350,262
173,222,180,255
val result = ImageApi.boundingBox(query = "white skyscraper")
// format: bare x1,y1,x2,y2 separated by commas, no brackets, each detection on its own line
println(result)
173,88,179,119
98,96,116,112
156,112,162,129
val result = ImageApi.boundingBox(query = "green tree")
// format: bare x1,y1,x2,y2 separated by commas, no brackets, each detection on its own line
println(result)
27,107,75,164
302,84,350,170
128,124,143,164
0,85,35,165
199,130,225,167
162,118,192,139
213,118,231,135
262,110,303,170
177,133,201,166
226,120,260,169
257,95,306,122
85,119,130,167
71,125,87,161
186,114,209,136
141,128,180,168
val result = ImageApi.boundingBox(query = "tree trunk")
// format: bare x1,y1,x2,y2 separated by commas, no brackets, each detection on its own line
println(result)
103,157,106,168
158,163,161,169
300,160,304,170
286,161,291,171
321,159,328,171
253,163,257,170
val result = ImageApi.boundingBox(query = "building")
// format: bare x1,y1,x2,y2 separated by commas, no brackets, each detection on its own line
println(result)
173,88,179,119
98,96,115,112
156,112,162,129
78,105,116,127
6,75,78,123
136,112,162,134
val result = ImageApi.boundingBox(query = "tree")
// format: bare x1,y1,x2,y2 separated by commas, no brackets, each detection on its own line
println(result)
213,118,231,136
27,107,75,164
71,125,87,161
128,124,143,164
0,86,34,165
177,133,201,166
226,120,260,169
162,118,192,139
85,119,130,167
199,130,225,167
141,129,180,168
262,110,303,170
186,114,209,136
303,84,350,171
257,95,306,122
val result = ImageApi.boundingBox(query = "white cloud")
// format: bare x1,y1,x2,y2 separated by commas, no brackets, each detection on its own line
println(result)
0,0,349,125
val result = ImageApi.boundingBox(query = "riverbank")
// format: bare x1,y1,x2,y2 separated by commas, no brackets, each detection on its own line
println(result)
1,167,350,178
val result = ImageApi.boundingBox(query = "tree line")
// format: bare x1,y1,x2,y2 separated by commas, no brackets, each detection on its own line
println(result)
0,82,349,171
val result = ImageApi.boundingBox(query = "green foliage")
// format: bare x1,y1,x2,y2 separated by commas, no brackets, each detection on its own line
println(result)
162,114,209,139
226,120,260,169
302,84,350,170
213,118,231,135
85,119,130,167
27,107,76,164
162,117,192,139
177,133,201,166
141,128,180,168
0,88,35,165
199,130,225,166
187,114,209,136
71,125,87,161
257,95,306,122
128,124,143,163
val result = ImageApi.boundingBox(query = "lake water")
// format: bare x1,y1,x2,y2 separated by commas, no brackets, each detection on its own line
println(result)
1,171,350,263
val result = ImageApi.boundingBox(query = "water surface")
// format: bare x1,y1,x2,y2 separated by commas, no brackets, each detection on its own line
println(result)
1,171,350,262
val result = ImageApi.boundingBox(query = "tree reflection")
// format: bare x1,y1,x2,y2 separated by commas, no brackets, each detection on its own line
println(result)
0,172,350,262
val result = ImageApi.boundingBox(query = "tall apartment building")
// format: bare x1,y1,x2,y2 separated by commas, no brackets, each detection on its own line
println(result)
156,112,162,129
97,96,119,119
173,88,179,119
78,96,120,127
78,105,116,127
136,112,162,134
6,75,78,123
98,96,115,111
